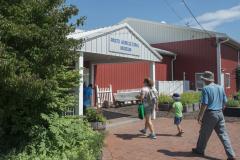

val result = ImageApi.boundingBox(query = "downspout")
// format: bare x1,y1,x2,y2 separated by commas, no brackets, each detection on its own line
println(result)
216,37,229,85
238,50,240,66
171,55,177,81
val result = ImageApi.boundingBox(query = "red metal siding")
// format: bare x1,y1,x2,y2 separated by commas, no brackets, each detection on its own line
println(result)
152,38,217,89
94,62,150,93
221,44,238,95
155,56,172,81
94,59,170,93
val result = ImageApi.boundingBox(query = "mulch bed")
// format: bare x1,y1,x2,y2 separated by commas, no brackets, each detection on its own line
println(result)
102,105,240,123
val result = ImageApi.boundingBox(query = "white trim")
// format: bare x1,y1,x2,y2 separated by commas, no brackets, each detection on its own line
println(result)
221,72,225,87
225,73,231,89
150,62,156,86
195,72,204,90
216,38,230,85
90,63,95,106
216,38,221,85
76,52,84,116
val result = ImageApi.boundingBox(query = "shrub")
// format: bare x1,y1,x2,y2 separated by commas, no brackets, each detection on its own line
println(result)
158,94,173,105
226,99,240,108
236,91,240,100
0,114,104,160
180,92,201,105
0,0,100,159
85,108,107,123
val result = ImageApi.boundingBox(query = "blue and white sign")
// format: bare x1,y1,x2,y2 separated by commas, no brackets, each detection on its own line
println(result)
109,36,140,55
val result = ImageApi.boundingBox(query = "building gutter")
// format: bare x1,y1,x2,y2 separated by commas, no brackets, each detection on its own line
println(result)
152,47,176,81
171,55,176,80
216,37,229,85
238,50,240,66
152,47,176,56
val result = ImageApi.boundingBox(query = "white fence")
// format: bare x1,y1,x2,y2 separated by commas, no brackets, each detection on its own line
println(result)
156,81,190,95
114,88,141,104
116,88,141,93
96,85,113,108
62,107,75,116
95,81,189,107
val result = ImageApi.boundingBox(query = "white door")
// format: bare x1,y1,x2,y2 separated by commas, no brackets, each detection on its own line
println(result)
221,73,225,87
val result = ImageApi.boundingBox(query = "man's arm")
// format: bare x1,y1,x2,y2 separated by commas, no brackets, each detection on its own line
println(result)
222,88,228,110
197,104,207,124
198,88,208,124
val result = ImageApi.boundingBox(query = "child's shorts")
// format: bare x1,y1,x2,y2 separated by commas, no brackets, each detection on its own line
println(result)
174,117,182,125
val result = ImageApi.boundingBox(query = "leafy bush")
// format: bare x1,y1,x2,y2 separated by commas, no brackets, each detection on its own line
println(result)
180,92,201,105
0,0,102,159
236,91,240,100
0,114,104,160
158,94,173,105
85,108,107,123
226,99,240,108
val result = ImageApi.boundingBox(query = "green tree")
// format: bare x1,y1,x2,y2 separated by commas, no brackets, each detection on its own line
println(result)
0,0,87,155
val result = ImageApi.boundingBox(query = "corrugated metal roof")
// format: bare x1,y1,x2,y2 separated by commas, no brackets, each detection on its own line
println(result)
67,25,117,40
120,17,240,48
121,17,225,37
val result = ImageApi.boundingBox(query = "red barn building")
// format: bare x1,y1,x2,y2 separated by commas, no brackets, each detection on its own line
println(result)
80,18,240,97
119,18,240,96
70,18,240,115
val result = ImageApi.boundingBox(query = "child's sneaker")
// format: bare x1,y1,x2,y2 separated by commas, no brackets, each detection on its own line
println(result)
139,129,147,135
176,132,182,136
176,132,183,136
148,133,157,139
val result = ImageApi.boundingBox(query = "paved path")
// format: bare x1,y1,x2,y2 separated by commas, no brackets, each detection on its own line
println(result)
103,118,240,160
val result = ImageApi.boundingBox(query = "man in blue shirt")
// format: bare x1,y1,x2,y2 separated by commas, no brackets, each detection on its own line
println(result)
83,84,93,115
192,71,236,160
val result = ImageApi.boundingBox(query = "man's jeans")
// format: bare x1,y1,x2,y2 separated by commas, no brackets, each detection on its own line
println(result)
196,110,235,158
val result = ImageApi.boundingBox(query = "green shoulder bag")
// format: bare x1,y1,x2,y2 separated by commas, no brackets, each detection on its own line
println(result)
138,103,145,119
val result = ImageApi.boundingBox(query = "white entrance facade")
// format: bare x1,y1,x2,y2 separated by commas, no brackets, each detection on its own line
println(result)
68,23,162,115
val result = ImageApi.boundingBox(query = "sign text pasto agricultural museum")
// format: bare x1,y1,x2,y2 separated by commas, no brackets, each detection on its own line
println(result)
109,37,140,55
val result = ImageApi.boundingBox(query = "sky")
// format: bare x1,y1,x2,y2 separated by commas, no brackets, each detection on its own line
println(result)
66,0,240,42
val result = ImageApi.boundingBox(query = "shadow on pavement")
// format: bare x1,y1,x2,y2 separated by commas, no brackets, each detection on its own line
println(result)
158,149,222,160
102,110,131,120
114,134,147,140
114,134,184,140
157,133,181,137
114,133,182,140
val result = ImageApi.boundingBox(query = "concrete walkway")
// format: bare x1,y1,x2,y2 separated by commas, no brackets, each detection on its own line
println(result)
103,118,240,160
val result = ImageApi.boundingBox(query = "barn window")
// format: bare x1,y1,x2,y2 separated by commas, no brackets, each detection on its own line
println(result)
195,73,204,90
225,73,231,88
